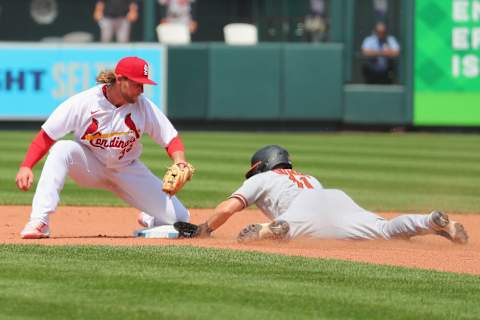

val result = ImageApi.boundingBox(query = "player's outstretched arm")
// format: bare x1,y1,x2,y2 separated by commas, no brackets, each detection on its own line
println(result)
174,198,245,238
206,198,245,232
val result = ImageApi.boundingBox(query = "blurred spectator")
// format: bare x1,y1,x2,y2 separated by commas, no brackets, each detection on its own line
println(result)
361,22,400,84
373,0,388,22
304,0,327,42
93,0,138,43
158,0,197,34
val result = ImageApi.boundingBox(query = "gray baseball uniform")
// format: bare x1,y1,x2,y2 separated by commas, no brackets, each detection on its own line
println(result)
230,169,436,240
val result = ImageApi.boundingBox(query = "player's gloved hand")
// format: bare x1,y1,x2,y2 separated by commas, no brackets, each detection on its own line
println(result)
162,162,195,196
174,222,212,238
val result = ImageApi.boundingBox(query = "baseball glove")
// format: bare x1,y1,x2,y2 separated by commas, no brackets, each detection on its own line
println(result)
174,221,212,238
162,162,195,196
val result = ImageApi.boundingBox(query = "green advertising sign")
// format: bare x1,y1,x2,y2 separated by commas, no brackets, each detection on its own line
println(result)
415,0,480,125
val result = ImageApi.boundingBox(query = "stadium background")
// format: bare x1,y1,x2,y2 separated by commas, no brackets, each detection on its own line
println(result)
1,0,477,128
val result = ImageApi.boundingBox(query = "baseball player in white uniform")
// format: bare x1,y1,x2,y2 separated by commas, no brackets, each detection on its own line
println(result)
174,145,468,245
16,56,191,239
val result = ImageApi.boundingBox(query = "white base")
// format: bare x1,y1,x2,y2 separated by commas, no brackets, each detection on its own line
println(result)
134,225,179,239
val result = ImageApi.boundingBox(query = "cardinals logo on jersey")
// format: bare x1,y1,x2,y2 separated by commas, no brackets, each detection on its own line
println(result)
125,113,140,138
81,114,140,159
81,118,100,140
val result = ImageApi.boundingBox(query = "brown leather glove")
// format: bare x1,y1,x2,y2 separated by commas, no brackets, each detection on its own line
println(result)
162,162,195,196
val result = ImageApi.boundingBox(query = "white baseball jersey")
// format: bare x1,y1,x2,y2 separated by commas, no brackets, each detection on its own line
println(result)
42,85,177,169
28,85,190,229
231,169,437,240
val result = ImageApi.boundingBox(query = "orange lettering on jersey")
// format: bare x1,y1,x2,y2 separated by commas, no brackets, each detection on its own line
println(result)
273,168,314,189
299,176,314,189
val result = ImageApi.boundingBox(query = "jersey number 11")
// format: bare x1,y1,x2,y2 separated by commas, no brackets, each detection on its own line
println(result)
289,174,314,189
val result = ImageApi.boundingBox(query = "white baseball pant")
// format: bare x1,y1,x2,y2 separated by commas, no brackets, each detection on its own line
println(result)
29,140,190,226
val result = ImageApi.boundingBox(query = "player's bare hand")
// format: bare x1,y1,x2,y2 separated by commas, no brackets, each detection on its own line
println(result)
16,166,34,191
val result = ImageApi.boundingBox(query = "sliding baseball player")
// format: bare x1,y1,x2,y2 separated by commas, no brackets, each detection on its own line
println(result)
175,145,468,245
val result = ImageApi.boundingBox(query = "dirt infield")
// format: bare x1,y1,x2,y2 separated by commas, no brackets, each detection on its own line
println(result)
2,206,479,275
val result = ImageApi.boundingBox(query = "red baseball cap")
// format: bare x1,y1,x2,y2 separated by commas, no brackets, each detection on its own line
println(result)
115,56,157,85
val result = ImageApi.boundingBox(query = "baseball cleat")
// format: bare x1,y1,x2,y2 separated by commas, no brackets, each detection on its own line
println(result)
237,224,262,242
20,221,50,239
430,211,468,245
237,220,290,243
137,212,155,228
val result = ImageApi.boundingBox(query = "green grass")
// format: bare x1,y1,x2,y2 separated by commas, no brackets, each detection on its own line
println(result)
2,131,480,212
0,245,479,320
2,131,480,319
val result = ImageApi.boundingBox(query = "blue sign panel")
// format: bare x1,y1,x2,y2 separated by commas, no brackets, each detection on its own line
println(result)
0,45,164,119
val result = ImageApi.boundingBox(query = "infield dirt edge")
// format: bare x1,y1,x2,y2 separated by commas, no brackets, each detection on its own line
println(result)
1,206,479,275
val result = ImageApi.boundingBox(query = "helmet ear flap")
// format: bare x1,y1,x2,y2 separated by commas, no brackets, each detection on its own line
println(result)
245,161,263,179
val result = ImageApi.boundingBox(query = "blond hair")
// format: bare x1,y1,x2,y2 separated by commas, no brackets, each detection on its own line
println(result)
96,70,116,84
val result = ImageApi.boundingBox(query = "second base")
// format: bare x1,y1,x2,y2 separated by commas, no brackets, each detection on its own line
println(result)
134,225,179,238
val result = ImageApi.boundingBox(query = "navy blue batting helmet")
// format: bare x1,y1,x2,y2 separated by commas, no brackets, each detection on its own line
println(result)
245,145,292,179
